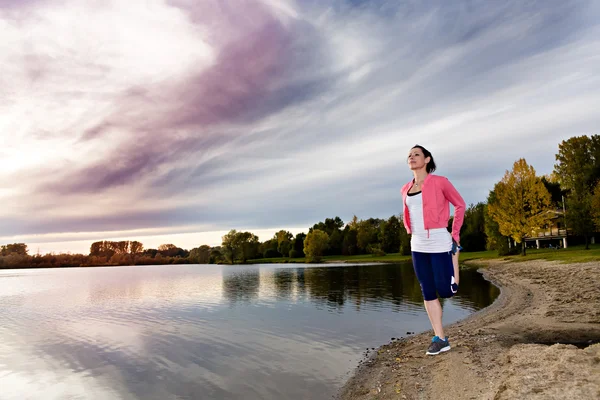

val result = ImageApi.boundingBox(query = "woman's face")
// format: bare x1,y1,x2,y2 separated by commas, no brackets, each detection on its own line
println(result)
407,147,430,171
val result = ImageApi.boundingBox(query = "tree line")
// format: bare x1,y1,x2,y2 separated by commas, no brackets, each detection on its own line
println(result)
1,135,599,268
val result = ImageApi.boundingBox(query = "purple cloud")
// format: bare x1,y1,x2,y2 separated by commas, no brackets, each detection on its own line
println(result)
40,1,330,197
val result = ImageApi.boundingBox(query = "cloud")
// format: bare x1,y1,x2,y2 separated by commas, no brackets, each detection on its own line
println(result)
1,0,599,251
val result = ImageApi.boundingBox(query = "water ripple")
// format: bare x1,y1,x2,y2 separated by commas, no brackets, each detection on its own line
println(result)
0,263,498,400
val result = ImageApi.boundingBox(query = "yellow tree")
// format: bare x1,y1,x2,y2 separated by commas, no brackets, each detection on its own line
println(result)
303,229,329,263
487,159,553,255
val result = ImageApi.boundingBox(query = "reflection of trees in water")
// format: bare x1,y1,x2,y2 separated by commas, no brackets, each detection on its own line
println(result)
270,264,499,312
220,264,499,311
273,269,294,300
299,263,424,311
222,269,260,305
452,268,501,309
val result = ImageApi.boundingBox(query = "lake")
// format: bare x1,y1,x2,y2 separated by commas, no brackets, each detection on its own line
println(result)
0,262,499,400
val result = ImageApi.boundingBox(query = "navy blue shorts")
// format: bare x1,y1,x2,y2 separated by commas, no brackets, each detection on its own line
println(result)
411,251,459,301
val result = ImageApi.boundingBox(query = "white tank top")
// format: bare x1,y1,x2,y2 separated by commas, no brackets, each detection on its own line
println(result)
406,192,452,253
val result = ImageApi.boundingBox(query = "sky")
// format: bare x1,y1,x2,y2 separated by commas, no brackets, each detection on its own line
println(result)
1,0,599,254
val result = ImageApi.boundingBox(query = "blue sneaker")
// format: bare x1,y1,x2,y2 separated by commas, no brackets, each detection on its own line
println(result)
426,336,451,355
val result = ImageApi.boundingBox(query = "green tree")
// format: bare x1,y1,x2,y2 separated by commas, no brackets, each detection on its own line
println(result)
328,229,344,255
460,203,487,252
356,218,382,253
310,217,344,255
304,229,329,263
487,159,553,255
310,217,344,236
592,183,600,230
238,232,260,262
342,225,358,255
554,135,600,192
221,230,259,263
189,245,211,264
540,175,565,207
260,238,280,258
292,233,306,258
553,135,600,249
381,215,401,254
398,216,411,255
221,230,238,264
209,247,225,264
275,230,293,258
565,193,596,249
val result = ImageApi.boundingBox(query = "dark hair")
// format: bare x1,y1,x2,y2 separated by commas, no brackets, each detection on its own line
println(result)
411,145,436,173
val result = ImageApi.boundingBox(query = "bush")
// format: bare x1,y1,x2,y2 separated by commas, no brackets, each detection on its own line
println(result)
498,245,522,256
367,244,385,257
263,248,282,258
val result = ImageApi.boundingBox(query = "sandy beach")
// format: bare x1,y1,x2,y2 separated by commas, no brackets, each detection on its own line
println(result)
338,259,600,400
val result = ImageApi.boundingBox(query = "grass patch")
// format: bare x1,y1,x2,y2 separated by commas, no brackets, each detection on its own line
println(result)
484,244,600,264
247,244,600,265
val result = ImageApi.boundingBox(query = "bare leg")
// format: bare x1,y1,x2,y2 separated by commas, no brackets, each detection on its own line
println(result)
452,249,460,285
424,299,444,338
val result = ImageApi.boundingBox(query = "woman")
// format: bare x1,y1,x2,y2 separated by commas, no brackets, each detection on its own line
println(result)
401,145,465,355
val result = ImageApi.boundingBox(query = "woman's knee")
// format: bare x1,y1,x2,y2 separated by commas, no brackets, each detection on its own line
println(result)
437,277,459,298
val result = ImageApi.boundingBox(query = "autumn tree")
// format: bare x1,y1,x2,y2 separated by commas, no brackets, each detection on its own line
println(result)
553,135,600,249
304,229,329,262
487,159,553,255
129,241,144,254
485,189,512,255
0,243,28,256
89,241,115,258
156,244,181,258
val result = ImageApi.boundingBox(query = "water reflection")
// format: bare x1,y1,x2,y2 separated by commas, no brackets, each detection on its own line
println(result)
222,263,499,313
0,263,498,400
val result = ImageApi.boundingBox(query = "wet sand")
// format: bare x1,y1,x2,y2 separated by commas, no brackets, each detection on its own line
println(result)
338,259,600,400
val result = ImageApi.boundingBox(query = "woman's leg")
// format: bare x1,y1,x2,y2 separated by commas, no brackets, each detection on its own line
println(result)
424,299,445,338
422,252,458,340
432,252,459,299
412,252,444,337
452,249,460,285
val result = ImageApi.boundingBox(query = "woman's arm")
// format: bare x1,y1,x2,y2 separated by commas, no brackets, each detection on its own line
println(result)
442,178,466,244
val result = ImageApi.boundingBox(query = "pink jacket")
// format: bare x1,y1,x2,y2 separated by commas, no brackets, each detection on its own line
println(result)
401,174,466,243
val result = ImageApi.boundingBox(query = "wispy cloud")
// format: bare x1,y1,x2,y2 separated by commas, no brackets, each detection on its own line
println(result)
2,0,599,252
